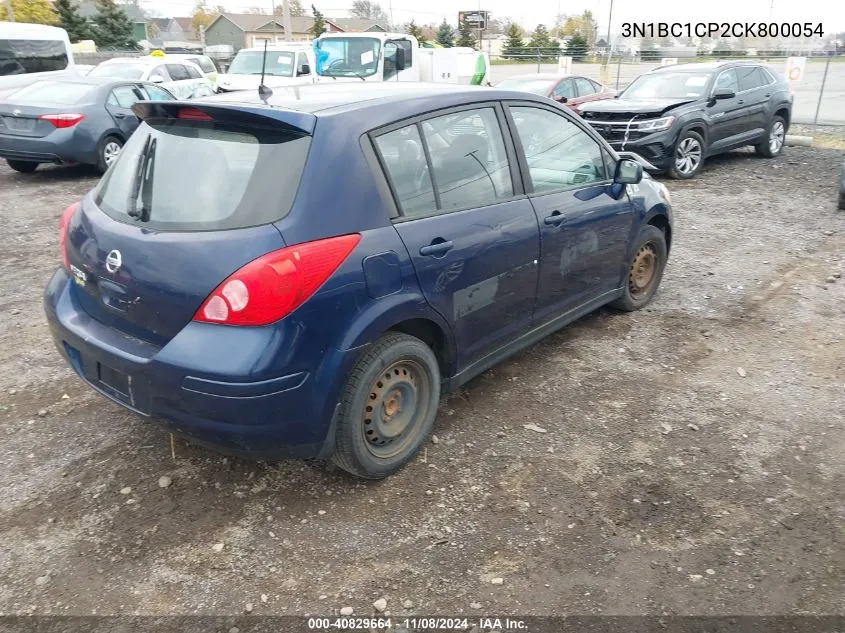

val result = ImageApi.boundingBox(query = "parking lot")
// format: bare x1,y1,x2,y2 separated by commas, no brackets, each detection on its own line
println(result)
0,135,844,618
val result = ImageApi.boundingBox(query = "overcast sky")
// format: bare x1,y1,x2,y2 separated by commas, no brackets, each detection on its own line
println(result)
144,0,845,34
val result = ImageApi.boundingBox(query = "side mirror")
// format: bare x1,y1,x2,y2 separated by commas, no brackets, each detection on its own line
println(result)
150,74,164,84
554,95,567,103
711,88,735,100
614,158,643,185
394,46,407,71
298,64,310,76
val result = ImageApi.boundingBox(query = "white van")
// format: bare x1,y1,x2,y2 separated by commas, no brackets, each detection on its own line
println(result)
0,22,75,98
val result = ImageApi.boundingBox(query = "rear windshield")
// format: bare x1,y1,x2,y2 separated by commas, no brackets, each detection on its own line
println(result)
10,81,95,104
94,119,311,231
0,39,69,75
89,63,145,80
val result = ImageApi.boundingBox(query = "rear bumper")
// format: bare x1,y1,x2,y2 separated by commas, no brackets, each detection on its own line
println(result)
0,130,97,165
43,268,356,459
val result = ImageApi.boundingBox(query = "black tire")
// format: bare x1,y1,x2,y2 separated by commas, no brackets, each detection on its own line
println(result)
839,192,845,211
610,225,668,312
96,135,123,174
332,332,441,479
755,115,786,158
668,130,706,180
6,159,38,173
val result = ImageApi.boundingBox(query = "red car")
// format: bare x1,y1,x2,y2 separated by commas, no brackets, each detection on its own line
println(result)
495,73,617,112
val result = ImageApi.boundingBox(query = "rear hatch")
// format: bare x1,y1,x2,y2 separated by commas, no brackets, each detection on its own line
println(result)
64,102,315,346
0,80,97,138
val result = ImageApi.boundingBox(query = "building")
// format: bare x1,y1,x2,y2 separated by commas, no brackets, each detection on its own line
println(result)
78,0,150,44
329,18,388,33
204,13,344,52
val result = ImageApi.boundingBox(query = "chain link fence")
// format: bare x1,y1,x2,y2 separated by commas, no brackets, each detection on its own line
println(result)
490,51,845,126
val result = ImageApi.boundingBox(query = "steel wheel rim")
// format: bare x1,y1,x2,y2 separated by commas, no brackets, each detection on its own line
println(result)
629,243,658,297
362,360,431,459
769,121,784,153
103,142,122,166
675,137,702,175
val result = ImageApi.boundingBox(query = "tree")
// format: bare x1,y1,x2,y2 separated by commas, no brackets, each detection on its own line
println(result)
556,10,597,47
501,23,524,59
455,19,477,49
311,4,327,37
0,0,58,24
274,0,306,18
92,0,137,49
527,24,558,56
564,33,588,61
191,2,221,39
55,0,91,42
404,19,426,44
435,19,454,48
349,0,387,21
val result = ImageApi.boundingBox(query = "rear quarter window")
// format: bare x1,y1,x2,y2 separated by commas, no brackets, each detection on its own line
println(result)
94,119,311,231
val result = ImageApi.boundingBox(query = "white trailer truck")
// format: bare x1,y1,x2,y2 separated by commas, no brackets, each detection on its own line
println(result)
313,32,491,86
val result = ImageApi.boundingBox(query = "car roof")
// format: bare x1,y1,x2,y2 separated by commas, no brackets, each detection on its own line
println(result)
650,61,761,73
24,76,154,88
500,73,579,81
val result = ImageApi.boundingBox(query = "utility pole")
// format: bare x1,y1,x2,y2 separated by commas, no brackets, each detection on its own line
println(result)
270,0,279,42
4,0,14,22
281,0,292,44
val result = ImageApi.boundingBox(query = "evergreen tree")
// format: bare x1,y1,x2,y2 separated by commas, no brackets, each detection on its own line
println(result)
310,4,327,36
92,0,137,49
455,19,477,49
501,23,524,59
564,33,588,61
435,20,454,47
405,19,426,44
55,0,92,42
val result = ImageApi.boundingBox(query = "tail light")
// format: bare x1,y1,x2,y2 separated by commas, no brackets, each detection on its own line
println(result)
39,113,85,128
193,234,361,326
176,107,213,121
58,202,80,270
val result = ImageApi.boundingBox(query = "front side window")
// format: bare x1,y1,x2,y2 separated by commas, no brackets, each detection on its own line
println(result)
714,69,739,94
0,39,68,75
184,64,202,79
574,77,597,96
296,52,310,76
374,124,436,216
383,39,412,80
510,106,607,193
316,37,380,78
421,107,514,211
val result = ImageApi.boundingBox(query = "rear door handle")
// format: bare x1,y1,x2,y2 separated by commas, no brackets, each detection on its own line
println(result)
419,240,453,257
544,211,566,226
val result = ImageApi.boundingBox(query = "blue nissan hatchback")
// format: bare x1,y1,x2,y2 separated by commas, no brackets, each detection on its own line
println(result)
44,82,674,478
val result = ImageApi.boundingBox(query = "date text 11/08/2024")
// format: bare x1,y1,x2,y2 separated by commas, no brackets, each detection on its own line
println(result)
307,617,529,630
621,22,824,39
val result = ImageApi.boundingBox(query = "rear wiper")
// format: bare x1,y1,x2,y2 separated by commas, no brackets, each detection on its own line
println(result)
127,136,156,222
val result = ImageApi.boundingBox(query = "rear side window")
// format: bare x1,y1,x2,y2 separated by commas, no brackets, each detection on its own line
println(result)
0,39,68,75
94,119,311,231
166,64,189,81
9,81,94,104
109,85,144,108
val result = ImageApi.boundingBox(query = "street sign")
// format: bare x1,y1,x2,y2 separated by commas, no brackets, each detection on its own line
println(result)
660,57,678,66
784,56,806,83
458,10,488,30
557,56,572,73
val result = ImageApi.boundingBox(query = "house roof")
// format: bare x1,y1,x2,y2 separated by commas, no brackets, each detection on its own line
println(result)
329,18,388,32
212,13,334,34
173,17,193,32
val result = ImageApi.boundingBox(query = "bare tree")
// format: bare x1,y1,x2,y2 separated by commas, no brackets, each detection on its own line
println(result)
349,0,387,21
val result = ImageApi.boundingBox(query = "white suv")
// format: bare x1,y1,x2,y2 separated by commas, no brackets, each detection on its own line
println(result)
88,57,215,100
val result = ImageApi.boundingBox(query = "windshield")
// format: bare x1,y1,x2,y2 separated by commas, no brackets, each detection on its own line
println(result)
316,37,380,78
622,72,712,100
227,51,295,76
94,119,311,231
89,63,145,80
496,78,556,95
0,39,69,76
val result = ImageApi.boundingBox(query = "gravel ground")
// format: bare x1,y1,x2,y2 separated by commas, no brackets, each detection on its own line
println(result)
0,141,843,620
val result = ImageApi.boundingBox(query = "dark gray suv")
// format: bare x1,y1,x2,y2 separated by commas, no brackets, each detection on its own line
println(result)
579,62,794,179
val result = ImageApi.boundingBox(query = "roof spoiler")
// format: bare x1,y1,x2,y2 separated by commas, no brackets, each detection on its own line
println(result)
130,101,316,135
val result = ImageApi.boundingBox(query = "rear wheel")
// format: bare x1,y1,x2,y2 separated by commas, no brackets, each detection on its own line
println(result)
668,130,705,179
97,136,123,173
6,159,39,173
755,115,786,158
332,332,441,479
610,225,668,312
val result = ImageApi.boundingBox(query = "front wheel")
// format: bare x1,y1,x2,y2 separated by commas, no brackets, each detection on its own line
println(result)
610,225,668,312
755,115,786,158
6,159,39,173
332,332,441,479
668,130,705,179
